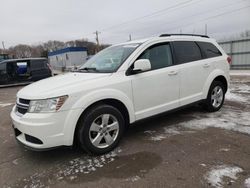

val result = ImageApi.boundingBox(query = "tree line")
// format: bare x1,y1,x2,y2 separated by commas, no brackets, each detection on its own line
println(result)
0,39,110,59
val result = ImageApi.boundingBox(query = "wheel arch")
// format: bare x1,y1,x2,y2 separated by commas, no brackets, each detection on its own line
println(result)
213,75,228,92
202,70,229,99
73,98,131,146
62,88,135,146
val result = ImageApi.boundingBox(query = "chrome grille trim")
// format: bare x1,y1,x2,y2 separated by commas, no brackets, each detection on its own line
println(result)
16,98,30,115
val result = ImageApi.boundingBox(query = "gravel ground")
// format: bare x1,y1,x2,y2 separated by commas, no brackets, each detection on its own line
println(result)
0,74,250,188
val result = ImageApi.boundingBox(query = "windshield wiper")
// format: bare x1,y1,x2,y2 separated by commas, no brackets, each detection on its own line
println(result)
77,67,99,72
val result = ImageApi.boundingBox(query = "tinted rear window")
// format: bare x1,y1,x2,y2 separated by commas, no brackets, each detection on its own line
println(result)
173,41,202,64
197,42,222,58
30,60,47,69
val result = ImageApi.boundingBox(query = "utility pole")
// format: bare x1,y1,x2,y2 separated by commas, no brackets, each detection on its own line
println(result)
2,41,5,50
205,24,208,35
93,31,101,53
129,34,132,41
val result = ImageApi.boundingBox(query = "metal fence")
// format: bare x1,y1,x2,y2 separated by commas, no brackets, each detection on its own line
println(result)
219,38,250,69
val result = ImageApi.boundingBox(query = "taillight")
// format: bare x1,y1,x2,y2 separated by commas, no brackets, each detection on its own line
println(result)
47,63,53,75
227,56,232,65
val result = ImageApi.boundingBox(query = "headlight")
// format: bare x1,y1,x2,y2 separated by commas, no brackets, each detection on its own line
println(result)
28,95,68,113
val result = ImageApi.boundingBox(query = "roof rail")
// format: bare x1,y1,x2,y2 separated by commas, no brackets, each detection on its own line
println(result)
159,34,209,38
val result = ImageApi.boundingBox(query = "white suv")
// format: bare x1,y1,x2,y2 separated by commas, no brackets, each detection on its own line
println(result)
11,34,230,154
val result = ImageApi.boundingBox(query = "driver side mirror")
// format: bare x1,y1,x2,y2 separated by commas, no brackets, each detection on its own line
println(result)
132,59,151,74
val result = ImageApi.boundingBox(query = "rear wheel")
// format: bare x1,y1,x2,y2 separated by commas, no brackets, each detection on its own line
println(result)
204,81,225,112
77,104,125,155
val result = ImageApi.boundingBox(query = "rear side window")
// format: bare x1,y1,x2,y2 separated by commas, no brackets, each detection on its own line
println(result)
138,43,173,70
173,41,202,64
197,42,222,58
31,60,47,70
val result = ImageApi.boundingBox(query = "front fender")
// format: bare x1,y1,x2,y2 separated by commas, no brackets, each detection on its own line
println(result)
62,89,135,146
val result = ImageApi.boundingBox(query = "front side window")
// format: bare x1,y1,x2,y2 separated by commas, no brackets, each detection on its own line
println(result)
138,43,173,70
79,43,140,73
173,41,202,64
197,42,222,58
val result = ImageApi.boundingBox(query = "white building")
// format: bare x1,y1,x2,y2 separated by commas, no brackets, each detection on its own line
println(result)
48,47,88,74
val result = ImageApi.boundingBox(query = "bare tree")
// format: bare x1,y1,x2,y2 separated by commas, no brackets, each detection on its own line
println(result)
240,30,250,38
43,40,65,52
8,44,33,58
4,38,110,58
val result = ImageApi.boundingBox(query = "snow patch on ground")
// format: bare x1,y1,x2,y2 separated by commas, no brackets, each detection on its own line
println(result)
146,85,250,142
225,90,248,103
230,71,250,76
245,178,250,188
146,126,183,141
150,135,166,141
230,84,250,94
219,148,230,152
205,165,243,188
10,148,122,188
125,175,141,182
144,130,156,135
178,107,250,135
0,102,13,107
200,163,207,167
164,127,181,135
12,159,19,165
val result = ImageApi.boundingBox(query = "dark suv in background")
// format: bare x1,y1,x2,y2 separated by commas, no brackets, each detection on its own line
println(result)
0,58,52,85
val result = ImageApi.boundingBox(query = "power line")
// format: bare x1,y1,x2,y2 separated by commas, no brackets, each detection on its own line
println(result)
85,0,247,43
166,4,250,34
99,0,195,32
136,0,248,38
82,0,197,42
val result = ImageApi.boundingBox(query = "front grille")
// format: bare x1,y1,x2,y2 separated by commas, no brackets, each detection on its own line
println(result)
19,98,30,105
16,98,30,115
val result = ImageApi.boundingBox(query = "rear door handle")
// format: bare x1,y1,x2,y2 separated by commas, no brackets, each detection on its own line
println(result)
203,63,210,68
168,71,178,76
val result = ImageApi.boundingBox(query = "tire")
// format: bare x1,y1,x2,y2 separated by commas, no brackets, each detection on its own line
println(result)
204,81,225,112
77,104,125,155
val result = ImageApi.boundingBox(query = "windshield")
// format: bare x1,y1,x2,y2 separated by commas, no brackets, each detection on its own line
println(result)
79,43,140,73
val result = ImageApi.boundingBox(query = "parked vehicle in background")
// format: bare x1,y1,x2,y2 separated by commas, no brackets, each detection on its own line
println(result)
0,54,9,62
0,58,52,85
11,34,230,155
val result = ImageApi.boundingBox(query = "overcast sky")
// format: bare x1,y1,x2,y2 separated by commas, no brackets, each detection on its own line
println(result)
1,0,250,48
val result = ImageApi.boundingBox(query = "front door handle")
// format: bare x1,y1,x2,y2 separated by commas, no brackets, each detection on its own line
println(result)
168,71,178,76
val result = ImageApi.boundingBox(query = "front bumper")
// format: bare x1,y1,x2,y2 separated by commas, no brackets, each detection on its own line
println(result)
10,106,81,150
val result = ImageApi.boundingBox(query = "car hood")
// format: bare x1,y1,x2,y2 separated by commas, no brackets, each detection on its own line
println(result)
17,72,112,99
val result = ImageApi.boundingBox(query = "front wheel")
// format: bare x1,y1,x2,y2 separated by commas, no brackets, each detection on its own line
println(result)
77,104,125,155
204,81,225,112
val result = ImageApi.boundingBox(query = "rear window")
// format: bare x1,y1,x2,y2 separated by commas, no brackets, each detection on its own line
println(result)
197,42,222,58
173,41,202,64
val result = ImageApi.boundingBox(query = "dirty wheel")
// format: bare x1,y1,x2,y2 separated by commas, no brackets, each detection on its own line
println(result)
204,81,225,112
77,104,125,155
